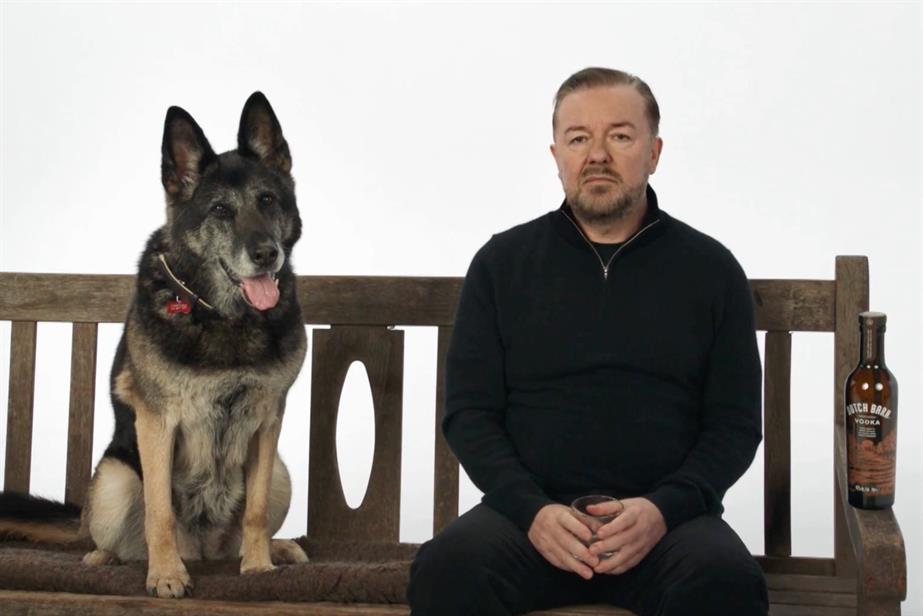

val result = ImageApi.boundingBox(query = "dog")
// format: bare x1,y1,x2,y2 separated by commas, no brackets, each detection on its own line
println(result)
0,92,309,598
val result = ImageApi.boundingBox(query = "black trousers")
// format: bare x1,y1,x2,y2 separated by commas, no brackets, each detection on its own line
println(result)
407,504,768,616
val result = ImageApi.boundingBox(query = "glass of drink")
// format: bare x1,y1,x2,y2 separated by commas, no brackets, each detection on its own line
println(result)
570,494,623,559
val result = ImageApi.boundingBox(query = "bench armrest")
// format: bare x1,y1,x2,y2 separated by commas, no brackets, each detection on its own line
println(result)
834,429,907,603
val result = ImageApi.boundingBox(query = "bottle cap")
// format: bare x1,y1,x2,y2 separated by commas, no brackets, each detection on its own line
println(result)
859,311,886,330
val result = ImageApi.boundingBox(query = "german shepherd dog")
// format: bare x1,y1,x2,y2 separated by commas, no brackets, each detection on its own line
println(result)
0,92,308,598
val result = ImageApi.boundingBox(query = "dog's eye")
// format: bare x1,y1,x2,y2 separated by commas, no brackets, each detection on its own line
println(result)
258,194,275,208
210,204,233,220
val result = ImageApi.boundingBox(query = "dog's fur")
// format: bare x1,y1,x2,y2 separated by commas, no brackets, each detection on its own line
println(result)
0,92,308,598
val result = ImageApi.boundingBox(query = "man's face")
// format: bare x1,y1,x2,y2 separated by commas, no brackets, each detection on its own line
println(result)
551,85,663,224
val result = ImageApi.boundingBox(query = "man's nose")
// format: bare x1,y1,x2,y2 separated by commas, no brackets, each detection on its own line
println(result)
587,138,611,163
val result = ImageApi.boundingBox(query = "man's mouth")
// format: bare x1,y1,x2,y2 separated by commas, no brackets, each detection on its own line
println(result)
221,260,280,311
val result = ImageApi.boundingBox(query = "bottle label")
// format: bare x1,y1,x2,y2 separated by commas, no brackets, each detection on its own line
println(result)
846,402,896,496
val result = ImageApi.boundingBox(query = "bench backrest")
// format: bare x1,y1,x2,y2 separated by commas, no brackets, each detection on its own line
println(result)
0,256,868,577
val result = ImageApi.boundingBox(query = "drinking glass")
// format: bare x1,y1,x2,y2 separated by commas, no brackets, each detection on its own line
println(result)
570,494,623,559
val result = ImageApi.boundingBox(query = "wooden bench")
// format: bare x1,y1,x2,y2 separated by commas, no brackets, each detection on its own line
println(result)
0,256,907,615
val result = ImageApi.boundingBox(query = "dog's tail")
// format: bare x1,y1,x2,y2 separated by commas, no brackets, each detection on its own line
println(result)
0,491,82,543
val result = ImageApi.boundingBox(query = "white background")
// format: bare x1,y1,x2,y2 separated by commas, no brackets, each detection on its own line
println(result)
1,2,920,612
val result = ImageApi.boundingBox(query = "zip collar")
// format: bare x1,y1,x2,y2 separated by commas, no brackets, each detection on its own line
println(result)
555,184,667,280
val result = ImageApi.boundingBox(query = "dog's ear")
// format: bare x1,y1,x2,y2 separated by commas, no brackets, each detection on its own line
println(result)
237,92,292,174
161,106,217,200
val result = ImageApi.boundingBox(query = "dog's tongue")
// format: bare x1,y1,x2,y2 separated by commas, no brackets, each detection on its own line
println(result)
240,274,279,311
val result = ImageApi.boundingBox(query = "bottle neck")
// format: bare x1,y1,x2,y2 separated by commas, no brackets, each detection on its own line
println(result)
860,325,886,365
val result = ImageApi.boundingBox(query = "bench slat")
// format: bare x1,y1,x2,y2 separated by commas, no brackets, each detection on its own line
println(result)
308,326,404,542
530,608,631,615
432,325,458,535
65,323,97,507
298,277,462,326
833,256,867,578
1,274,835,332
769,589,856,608
4,321,37,493
757,556,836,576
0,572,859,615
750,280,835,332
768,607,854,616
0,274,134,324
766,572,854,593
0,274,464,327
764,331,792,557
0,591,411,615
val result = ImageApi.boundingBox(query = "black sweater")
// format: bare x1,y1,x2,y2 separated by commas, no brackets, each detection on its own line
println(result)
443,186,762,533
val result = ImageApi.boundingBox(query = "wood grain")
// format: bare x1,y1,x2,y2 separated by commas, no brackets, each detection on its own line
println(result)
4,321,37,493
750,279,835,332
764,331,792,557
769,604,856,616
0,590,636,616
432,325,458,535
65,322,97,507
765,572,853,593
0,591,412,616
0,257,907,614
308,326,404,542
833,256,867,580
756,556,836,577
835,430,907,607
0,570,860,616
1,273,835,331
0,274,134,323
0,274,463,327
297,277,462,326
768,590,855,608
768,608,853,616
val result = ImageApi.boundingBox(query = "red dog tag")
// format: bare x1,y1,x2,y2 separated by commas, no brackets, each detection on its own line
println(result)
166,298,192,314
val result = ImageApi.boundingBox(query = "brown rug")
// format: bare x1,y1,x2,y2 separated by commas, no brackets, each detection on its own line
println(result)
0,537,418,603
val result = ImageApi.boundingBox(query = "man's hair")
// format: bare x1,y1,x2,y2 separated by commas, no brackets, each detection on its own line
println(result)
552,67,660,137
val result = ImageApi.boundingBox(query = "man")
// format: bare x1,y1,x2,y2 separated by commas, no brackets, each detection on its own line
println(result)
408,68,769,615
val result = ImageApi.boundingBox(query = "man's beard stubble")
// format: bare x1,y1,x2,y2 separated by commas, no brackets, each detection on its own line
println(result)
567,177,647,226
564,162,648,225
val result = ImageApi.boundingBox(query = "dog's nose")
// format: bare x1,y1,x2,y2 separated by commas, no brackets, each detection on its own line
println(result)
247,233,279,268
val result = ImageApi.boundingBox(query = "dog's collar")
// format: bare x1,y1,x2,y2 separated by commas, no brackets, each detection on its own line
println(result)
157,254,216,313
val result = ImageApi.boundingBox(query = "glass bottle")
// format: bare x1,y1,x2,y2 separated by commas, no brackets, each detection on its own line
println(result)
845,311,897,509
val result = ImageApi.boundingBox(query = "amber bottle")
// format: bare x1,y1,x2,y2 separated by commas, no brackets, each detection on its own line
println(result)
845,312,897,509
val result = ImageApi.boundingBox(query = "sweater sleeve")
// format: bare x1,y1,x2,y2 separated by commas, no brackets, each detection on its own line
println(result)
442,244,554,532
644,255,763,530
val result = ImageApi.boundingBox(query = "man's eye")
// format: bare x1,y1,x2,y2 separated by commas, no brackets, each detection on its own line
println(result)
569,136,588,145
613,134,631,142
211,203,233,219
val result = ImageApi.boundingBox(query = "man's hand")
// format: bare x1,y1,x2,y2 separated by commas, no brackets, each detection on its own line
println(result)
587,497,666,575
527,504,599,580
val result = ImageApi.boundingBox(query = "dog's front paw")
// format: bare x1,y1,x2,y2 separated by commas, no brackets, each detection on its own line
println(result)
146,563,193,598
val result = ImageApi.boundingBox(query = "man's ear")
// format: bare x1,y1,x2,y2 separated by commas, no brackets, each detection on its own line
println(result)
549,143,564,183
161,106,217,200
648,136,663,174
237,91,291,174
